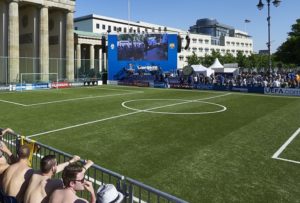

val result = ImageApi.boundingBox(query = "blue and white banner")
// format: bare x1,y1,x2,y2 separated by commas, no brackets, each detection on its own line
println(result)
264,87,300,97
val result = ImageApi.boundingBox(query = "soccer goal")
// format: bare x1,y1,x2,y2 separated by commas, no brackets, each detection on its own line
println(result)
20,73,59,91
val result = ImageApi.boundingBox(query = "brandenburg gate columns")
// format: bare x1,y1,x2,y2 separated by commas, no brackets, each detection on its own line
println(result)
8,0,19,83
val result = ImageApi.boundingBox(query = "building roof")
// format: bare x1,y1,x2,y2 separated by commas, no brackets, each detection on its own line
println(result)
74,30,103,38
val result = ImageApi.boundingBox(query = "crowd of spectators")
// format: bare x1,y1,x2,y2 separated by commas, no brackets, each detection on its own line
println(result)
171,70,300,89
0,128,124,203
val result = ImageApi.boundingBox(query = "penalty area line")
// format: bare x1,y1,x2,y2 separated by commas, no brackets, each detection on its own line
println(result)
272,128,300,159
272,157,300,165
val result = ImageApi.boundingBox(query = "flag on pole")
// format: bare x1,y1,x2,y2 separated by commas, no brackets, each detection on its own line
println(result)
245,19,251,23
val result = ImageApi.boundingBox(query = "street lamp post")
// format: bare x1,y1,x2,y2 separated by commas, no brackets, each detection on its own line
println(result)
257,0,281,72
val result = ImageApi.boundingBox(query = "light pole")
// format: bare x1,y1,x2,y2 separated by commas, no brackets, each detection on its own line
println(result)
257,0,281,72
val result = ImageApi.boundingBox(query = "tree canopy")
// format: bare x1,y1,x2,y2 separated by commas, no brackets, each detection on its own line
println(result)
275,19,300,66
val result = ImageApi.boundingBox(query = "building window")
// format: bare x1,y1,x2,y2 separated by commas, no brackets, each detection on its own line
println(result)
113,26,117,31
96,23,100,29
124,28,127,33
102,24,106,30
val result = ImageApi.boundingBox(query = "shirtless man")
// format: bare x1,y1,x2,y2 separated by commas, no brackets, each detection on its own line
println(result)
23,154,80,203
49,160,95,203
2,145,33,202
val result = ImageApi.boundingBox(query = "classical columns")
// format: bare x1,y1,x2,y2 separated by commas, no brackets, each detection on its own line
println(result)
40,6,49,81
103,52,107,71
66,11,74,81
8,0,19,83
76,43,81,71
89,44,94,69
99,48,102,72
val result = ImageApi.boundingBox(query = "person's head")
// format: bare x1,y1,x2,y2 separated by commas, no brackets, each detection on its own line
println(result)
18,145,30,159
40,155,57,174
96,184,124,203
62,162,85,190
0,129,3,136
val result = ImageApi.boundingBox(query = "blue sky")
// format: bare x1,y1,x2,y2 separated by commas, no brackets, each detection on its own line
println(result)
75,0,300,53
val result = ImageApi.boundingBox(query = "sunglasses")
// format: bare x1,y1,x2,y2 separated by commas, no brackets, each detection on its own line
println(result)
73,177,85,183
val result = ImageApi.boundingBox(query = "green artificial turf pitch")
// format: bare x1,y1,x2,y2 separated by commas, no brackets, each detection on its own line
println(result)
1,85,300,203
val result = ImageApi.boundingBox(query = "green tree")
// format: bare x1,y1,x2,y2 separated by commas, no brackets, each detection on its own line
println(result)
275,19,300,66
222,52,235,64
186,52,202,65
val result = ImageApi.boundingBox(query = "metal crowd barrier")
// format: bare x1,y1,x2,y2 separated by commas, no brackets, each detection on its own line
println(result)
2,131,188,203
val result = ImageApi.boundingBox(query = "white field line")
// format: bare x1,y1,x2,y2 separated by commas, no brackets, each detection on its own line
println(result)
272,128,300,159
27,93,231,138
0,99,27,106
0,92,143,107
26,111,141,138
273,157,300,164
25,92,142,106
128,93,231,113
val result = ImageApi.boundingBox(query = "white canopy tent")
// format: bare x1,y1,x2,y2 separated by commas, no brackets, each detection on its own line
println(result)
191,64,215,76
209,58,224,72
208,58,239,76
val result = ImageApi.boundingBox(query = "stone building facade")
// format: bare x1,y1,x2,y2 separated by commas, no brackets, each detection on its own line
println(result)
0,0,75,83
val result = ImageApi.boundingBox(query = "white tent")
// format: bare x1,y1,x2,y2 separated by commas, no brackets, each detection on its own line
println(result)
209,58,224,71
191,64,207,72
191,64,215,76
223,68,239,76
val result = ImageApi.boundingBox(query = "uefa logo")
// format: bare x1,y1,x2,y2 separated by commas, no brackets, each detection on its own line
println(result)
110,44,115,50
169,43,175,49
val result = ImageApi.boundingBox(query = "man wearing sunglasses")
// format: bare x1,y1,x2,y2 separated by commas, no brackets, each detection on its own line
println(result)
23,154,80,203
49,160,95,203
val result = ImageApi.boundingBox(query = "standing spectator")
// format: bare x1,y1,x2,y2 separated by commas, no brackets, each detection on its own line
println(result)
23,154,80,203
49,160,95,203
2,145,33,202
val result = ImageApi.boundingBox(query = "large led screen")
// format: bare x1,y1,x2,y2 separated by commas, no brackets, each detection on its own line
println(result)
108,34,178,82
117,34,168,61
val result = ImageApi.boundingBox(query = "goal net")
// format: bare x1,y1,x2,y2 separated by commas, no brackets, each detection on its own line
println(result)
19,73,59,91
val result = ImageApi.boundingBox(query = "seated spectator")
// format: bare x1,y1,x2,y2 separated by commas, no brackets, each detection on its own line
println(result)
96,184,124,203
2,145,33,202
23,154,80,203
49,160,95,203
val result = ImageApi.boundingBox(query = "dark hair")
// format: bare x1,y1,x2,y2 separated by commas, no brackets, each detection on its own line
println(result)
40,155,56,173
0,129,3,136
18,145,31,159
62,162,83,187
